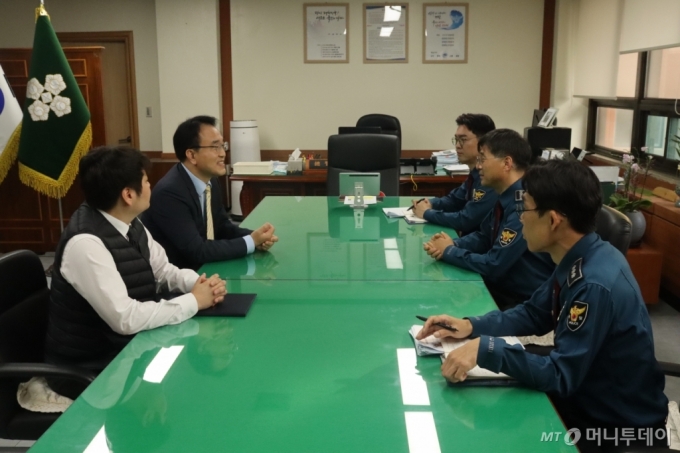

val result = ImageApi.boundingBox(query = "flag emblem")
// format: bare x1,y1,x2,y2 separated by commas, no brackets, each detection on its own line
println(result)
26,75,72,121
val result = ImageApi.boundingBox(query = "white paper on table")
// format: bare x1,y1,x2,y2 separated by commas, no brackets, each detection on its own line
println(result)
343,196,377,205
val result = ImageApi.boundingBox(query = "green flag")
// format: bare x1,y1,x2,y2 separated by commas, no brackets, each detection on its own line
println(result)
18,5,91,198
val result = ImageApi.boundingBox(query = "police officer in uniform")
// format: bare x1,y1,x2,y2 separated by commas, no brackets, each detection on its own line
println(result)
417,160,668,451
411,114,498,237
424,129,554,310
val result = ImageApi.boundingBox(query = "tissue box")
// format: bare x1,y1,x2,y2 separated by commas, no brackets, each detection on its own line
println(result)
287,159,303,175
233,161,274,175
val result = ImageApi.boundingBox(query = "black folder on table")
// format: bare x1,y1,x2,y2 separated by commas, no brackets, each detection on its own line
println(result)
194,293,256,317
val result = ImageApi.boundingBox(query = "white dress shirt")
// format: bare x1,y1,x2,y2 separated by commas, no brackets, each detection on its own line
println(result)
59,210,199,336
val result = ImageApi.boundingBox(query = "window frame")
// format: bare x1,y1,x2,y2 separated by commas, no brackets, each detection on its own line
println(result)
586,52,680,176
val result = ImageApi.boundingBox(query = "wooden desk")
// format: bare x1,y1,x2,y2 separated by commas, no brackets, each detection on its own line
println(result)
230,172,467,217
626,244,663,304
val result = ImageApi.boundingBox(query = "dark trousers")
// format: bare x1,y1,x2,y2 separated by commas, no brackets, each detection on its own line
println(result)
46,377,90,400
549,395,669,452
483,280,528,311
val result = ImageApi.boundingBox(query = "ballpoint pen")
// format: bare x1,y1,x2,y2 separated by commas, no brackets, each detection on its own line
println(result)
407,198,426,211
416,315,459,332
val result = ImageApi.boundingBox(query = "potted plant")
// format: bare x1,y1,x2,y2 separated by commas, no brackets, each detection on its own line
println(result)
609,147,654,246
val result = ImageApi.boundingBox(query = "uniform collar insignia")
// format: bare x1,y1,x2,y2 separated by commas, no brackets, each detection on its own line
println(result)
567,258,583,287
514,190,524,202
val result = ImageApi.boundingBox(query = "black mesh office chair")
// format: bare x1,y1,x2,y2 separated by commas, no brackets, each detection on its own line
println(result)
327,134,400,196
595,205,632,256
0,250,95,441
356,114,402,144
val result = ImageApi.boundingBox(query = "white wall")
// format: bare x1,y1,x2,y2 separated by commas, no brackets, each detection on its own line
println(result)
231,0,545,151
551,0,588,149
155,0,221,154
0,0,163,151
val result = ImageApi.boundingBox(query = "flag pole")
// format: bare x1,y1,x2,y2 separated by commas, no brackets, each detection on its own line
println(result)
58,198,64,231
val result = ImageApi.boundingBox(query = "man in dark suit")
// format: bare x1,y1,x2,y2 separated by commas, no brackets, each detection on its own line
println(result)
142,115,277,270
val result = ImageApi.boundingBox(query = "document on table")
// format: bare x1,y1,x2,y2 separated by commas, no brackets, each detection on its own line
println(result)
343,196,377,205
409,325,522,380
382,208,428,224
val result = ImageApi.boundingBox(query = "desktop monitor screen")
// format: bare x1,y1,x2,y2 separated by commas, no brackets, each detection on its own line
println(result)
339,173,381,196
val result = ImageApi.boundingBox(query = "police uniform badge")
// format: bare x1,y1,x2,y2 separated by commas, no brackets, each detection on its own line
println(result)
567,258,583,287
473,189,486,202
566,301,588,331
499,228,517,247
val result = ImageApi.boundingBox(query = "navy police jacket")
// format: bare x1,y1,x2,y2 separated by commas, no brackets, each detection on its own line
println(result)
440,179,554,299
469,233,668,428
425,168,498,236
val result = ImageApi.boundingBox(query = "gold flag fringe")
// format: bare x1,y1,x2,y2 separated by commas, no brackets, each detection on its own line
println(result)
0,123,21,184
18,121,92,199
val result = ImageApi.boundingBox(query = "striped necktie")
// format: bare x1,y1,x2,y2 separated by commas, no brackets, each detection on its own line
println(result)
204,185,214,240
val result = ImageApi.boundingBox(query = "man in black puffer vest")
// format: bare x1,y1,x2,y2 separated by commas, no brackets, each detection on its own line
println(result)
46,146,227,399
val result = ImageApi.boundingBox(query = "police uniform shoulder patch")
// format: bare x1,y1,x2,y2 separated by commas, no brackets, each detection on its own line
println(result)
499,228,517,247
514,190,524,202
566,301,588,331
473,189,486,202
567,258,583,287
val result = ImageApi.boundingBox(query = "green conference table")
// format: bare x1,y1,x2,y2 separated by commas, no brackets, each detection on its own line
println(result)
29,197,573,453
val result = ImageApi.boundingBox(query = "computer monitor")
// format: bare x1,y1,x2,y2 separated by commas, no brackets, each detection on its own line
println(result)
338,126,382,135
338,173,381,196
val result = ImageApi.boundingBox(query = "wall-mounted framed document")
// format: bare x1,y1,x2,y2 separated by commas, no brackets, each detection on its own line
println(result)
423,3,468,63
304,3,349,63
363,4,409,63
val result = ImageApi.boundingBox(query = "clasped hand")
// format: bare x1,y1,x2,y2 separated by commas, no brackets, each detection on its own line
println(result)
423,232,454,260
192,273,227,310
251,222,279,251
416,314,479,383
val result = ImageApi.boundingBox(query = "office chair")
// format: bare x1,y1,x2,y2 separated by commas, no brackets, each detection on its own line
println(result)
595,205,632,256
356,114,402,144
0,250,95,441
327,134,400,197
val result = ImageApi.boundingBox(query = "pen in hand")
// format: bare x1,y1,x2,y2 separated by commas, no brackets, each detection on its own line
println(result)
407,198,426,211
416,315,459,333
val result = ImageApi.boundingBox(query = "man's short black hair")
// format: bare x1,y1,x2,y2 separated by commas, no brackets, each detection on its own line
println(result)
522,159,602,234
478,128,533,171
80,146,151,211
173,115,218,162
455,113,496,138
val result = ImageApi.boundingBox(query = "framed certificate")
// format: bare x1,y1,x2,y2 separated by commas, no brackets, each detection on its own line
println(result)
304,3,349,63
423,3,468,63
363,3,409,63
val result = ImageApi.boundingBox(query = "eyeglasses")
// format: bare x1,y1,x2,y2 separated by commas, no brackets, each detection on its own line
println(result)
193,142,228,152
476,154,499,164
451,136,473,146
516,202,540,216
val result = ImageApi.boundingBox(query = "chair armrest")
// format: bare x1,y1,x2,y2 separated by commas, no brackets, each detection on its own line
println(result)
0,363,96,384
658,361,680,378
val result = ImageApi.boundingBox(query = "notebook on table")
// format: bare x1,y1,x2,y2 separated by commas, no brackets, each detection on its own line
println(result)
194,293,256,317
